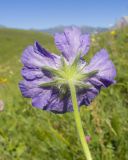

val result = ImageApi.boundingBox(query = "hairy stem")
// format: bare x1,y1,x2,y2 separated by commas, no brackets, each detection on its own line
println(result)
69,80,92,160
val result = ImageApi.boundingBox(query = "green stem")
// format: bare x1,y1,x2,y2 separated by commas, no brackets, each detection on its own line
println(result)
68,80,92,160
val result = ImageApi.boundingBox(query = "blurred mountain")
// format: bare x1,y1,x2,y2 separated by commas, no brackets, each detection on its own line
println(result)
0,24,108,34
0,25,6,28
42,25,108,34
114,16,128,28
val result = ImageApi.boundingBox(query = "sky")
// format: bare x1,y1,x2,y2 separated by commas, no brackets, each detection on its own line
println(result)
0,0,128,29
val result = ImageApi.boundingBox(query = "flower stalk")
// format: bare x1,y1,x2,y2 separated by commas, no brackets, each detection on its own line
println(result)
69,80,92,160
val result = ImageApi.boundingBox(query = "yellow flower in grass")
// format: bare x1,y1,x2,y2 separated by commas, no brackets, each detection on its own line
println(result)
110,30,116,36
0,78,8,84
91,37,96,42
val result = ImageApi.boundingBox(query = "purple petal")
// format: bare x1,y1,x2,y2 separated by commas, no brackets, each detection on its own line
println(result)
89,49,109,67
79,34,90,56
34,41,54,58
78,49,116,106
21,67,43,80
34,41,61,68
35,89,74,113
19,80,42,98
19,77,51,98
21,46,47,68
78,86,99,106
43,92,70,113
83,88,99,105
32,90,52,109
84,49,116,86
54,27,90,64
21,42,61,69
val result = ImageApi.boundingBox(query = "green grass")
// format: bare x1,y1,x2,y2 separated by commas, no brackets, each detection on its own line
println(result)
0,27,128,160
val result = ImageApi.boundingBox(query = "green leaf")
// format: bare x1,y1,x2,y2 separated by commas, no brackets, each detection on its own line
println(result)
39,80,58,87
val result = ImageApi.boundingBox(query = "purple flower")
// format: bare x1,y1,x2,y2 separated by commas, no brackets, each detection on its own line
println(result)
19,27,116,114
85,136,91,143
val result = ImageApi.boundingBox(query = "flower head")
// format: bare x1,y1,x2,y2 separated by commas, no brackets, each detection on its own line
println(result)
19,27,116,114
85,136,91,143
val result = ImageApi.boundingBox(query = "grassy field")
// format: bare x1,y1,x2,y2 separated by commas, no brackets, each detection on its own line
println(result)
0,27,128,160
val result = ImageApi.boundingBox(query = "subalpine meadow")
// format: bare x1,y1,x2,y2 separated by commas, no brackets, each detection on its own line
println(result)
0,27,128,160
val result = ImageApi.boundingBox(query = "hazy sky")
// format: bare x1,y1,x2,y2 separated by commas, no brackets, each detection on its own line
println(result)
0,0,128,29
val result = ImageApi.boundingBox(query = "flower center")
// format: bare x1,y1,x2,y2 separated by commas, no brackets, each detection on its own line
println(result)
59,63,79,81
40,56,98,90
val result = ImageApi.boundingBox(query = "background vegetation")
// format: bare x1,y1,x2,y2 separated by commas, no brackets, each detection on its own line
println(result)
0,27,128,160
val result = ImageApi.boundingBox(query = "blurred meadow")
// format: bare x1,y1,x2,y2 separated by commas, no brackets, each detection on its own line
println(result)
0,27,128,160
